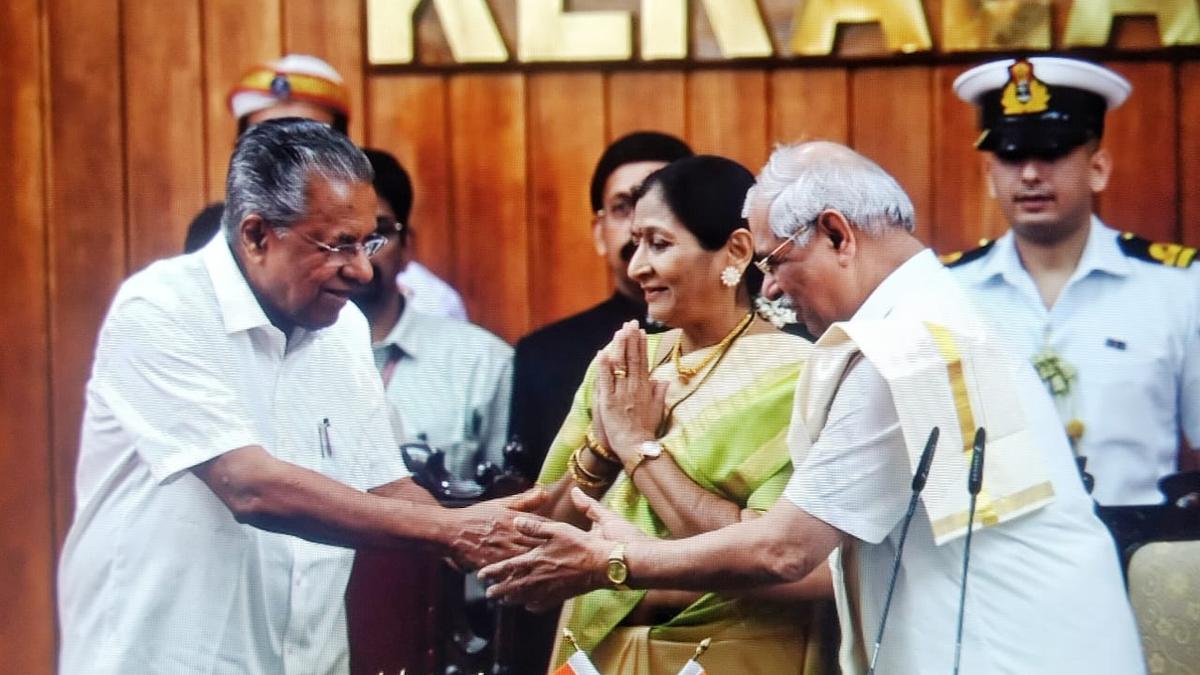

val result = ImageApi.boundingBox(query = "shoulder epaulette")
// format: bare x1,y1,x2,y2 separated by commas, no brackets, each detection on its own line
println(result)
940,239,995,268
1117,232,1196,268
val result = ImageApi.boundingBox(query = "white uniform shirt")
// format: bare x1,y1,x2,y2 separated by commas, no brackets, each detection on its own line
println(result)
374,307,512,479
785,250,1145,675
58,237,409,675
396,261,468,321
950,218,1200,505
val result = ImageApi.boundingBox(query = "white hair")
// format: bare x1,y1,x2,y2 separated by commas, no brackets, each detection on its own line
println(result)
743,141,915,246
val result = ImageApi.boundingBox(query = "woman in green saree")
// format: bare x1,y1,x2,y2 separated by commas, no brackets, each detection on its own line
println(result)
533,155,835,675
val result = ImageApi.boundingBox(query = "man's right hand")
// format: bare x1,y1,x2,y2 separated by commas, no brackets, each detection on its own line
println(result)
446,487,549,571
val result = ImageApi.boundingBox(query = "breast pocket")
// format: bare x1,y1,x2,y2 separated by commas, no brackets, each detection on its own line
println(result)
318,417,389,489
1077,334,1176,443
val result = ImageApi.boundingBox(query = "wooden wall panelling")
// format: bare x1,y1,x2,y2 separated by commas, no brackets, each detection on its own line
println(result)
770,67,849,146
930,63,1007,254
201,0,284,203
283,0,366,142
46,0,127,551
1179,62,1200,246
366,74,455,285
1099,61,1178,242
851,66,933,246
606,71,687,140
526,72,609,330
448,74,529,343
687,70,769,172
123,0,208,269
0,0,55,670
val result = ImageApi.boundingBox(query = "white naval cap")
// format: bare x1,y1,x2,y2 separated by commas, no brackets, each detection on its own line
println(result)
953,56,1131,155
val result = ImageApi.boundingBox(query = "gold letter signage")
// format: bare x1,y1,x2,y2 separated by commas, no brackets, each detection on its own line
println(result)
517,0,631,62
790,0,934,55
366,0,1200,67
641,0,772,60
367,0,508,64
942,0,1051,52
1064,0,1200,47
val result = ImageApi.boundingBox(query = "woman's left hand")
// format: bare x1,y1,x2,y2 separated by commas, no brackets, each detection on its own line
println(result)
595,321,668,462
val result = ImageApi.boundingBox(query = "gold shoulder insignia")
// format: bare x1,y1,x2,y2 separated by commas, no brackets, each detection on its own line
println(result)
1117,232,1197,269
940,239,995,268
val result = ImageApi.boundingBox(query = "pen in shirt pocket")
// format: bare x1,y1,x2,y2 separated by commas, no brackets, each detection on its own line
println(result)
319,418,333,458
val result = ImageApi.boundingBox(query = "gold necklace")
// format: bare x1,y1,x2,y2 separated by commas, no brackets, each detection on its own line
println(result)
671,311,754,384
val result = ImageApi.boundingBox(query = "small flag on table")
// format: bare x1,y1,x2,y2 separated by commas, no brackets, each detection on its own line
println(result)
553,628,603,675
675,637,712,675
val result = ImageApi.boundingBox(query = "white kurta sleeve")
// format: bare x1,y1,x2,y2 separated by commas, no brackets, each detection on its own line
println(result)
784,358,912,544
91,297,262,483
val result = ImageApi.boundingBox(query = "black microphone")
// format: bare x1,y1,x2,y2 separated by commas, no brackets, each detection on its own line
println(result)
866,426,940,675
953,427,986,675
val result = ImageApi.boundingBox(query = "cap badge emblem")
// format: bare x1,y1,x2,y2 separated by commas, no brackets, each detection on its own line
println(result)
1001,59,1050,115
269,73,292,100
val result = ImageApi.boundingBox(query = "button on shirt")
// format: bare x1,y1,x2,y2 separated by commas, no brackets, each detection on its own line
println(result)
58,237,409,675
785,250,1144,675
950,217,1200,505
374,304,512,479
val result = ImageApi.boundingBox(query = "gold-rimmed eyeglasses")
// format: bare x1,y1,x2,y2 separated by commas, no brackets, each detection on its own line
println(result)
754,229,805,276
271,227,388,266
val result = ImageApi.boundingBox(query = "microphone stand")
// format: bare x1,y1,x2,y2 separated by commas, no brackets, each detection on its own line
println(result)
953,427,986,675
866,426,940,675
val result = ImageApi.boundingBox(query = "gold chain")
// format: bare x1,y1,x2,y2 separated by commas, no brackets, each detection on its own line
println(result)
671,311,754,384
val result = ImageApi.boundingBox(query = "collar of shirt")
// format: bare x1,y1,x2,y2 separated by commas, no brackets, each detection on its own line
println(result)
853,249,939,321
200,236,274,335
977,216,1131,287
374,302,421,361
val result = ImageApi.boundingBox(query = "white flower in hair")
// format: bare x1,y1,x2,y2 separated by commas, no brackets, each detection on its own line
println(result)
754,295,797,329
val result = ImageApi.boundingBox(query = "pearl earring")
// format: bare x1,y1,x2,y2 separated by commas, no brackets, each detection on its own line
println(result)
720,266,742,288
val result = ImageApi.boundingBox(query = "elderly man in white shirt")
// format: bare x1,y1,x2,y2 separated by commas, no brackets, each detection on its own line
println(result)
57,119,541,675
480,142,1145,675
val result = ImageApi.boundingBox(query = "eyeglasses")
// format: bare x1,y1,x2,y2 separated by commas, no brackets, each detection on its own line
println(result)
754,229,805,276
596,196,636,222
272,227,388,265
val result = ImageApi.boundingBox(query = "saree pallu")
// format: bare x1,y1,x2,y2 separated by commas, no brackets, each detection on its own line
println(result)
570,602,837,675
538,328,834,675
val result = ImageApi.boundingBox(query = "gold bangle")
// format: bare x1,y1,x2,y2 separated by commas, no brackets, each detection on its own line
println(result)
585,431,620,465
569,447,610,489
573,447,608,481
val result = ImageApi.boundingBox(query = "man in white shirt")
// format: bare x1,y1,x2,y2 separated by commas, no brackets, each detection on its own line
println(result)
481,142,1145,675
354,148,511,479
947,56,1200,505
58,119,541,675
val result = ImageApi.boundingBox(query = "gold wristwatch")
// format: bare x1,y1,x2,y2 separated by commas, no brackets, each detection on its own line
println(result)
606,543,630,590
627,440,664,478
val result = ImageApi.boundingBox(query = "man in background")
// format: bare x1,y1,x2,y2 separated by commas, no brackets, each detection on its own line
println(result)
509,131,692,474
947,56,1199,505
352,148,512,479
